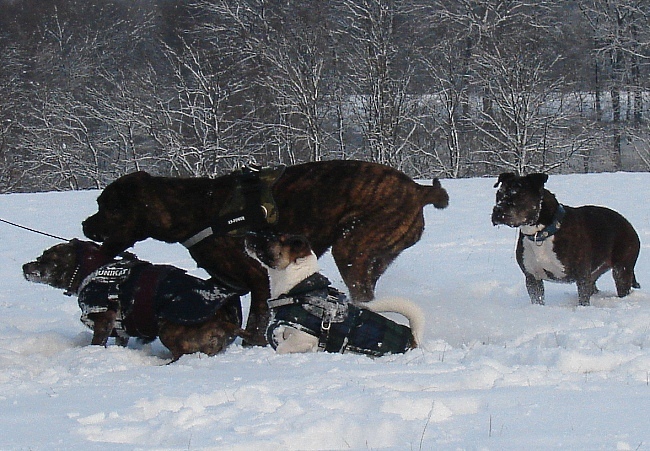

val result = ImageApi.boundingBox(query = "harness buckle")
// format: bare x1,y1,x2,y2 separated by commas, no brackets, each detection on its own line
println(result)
321,318,331,332
317,317,332,351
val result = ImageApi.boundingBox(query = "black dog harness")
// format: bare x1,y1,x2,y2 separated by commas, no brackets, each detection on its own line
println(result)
182,164,285,248
266,274,414,356
78,257,241,340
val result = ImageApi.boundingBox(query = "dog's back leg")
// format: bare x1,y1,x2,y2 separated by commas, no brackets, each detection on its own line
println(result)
332,245,394,302
613,266,638,298
612,232,641,298
332,213,426,302
577,279,598,306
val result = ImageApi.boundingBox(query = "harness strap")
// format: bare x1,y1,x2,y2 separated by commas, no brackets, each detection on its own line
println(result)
182,227,214,249
182,164,285,248
121,265,166,339
267,296,301,309
317,317,331,352
266,268,415,356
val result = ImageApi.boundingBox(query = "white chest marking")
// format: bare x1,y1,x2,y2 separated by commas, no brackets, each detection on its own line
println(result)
267,253,320,298
520,234,566,280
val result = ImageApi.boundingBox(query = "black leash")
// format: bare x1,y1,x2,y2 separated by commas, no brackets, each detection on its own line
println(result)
0,217,69,241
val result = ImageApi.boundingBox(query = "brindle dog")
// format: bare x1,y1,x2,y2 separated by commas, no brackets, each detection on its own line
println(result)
23,240,250,362
82,160,449,345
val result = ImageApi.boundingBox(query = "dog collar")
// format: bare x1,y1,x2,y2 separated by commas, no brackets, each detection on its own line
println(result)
285,273,331,296
267,274,333,310
65,240,116,296
523,204,566,243
64,264,82,296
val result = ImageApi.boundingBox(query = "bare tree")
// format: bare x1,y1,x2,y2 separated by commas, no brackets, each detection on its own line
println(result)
10,1,170,189
335,0,417,166
471,47,589,175
0,40,28,193
579,0,650,170
195,0,339,165
0,0,648,192
145,40,254,176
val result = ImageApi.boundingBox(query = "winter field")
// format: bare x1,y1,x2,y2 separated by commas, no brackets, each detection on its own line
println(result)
1,172,650,450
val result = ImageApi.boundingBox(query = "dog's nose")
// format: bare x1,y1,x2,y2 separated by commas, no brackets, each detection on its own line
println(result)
491,207,505,225
22,263,38,279
82,217,102,241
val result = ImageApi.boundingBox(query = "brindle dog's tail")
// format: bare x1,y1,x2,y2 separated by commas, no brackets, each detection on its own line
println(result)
418,178,449,209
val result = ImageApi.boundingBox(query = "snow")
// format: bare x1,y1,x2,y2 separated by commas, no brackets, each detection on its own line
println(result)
1,172,650,450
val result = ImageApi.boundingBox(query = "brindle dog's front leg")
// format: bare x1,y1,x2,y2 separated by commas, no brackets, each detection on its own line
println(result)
88,311,117,346
525,274,545,305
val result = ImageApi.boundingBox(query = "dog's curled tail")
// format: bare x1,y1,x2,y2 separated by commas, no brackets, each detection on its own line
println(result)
362,297,425,347
419,178,449,209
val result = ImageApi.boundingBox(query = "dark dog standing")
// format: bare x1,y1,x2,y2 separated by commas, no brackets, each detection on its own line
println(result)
492,173,640,306
23,240,249,361
82,160,449,345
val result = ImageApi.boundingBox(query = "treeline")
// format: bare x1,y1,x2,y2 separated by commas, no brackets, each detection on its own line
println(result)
0,0,648,192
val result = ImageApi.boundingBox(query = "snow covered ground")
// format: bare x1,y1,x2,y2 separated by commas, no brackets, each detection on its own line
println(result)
1,172,649,450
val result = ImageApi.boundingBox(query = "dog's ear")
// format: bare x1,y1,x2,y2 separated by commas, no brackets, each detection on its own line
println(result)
494,172,516,188
69,239,103,260
527,173,549,190
142,196,173,230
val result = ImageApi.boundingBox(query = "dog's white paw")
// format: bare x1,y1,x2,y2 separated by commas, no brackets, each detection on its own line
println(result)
275,327,319,354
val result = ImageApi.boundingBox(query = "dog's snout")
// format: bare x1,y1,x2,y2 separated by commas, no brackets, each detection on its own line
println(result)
243,232,266,250
491,206,505,225
82,216,104,242
22,262,41,281
81,217,93,236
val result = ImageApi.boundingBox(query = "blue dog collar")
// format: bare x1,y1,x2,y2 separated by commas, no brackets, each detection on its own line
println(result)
524,204,566,243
